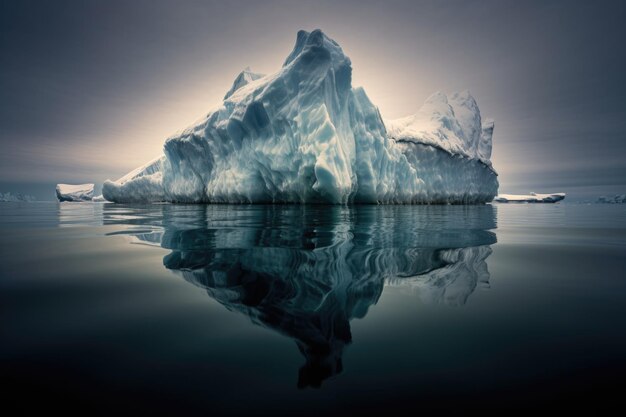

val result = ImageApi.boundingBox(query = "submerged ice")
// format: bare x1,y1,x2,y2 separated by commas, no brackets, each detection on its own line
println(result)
103,29,498,204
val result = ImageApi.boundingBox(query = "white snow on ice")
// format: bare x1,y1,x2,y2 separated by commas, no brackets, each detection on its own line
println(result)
494,192,566,203
386,91,494,165
56,183,95,202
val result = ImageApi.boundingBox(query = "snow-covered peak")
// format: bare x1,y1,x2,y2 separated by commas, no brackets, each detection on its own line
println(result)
283,29,349,68
223,67,265,100
386,90,494,165
448,90,482,152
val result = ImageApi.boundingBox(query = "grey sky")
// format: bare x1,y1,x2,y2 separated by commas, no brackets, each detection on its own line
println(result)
1,0,625,200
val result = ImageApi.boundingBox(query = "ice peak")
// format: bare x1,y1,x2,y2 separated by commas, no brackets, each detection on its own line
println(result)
282,30,308,65
224,67,264,99
386,90,494,164
425,91,449,104
449,90,479,115
450,89,474,100
283,29,349,68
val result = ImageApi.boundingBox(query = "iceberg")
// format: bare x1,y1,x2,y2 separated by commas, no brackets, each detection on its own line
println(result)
596,194,626,204
103,29,498,204
494,192,566,203
223,67,264,100
0,192,36,202
56,183,94,202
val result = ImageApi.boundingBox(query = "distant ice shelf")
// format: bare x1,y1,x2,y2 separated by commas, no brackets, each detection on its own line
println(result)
103,29,498,204
0,192,36,202
56,183,94,202
596,194,626,204
494,192,566,203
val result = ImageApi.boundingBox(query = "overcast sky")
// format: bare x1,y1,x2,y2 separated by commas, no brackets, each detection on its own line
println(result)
1,0,625,200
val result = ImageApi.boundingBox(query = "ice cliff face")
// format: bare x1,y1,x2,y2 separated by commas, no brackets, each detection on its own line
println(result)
103,29,498,204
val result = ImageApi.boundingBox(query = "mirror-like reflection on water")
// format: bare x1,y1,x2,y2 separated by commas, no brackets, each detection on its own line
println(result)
3,202,626,414
102,204,497,387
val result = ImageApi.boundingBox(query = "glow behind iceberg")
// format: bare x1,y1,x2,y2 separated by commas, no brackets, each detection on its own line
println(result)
103,30,498,204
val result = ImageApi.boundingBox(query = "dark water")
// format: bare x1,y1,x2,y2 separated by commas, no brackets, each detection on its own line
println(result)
1,202,625,415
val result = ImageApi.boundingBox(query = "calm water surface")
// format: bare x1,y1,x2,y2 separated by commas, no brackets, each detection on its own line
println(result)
1,202,625,414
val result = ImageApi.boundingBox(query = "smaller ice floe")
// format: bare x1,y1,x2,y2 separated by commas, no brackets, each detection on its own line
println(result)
92,195,107,202
494,192,565,203
56,183,95,202
596,194,626,204
0,192,36,202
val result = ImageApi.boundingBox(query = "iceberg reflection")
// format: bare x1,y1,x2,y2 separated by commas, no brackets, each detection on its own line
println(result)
104,204,497,387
